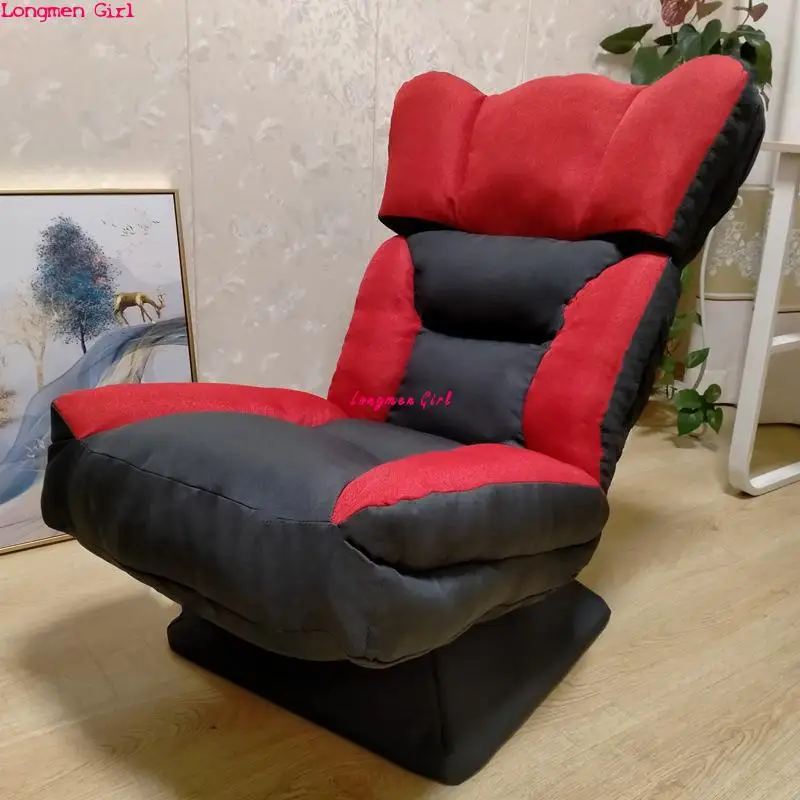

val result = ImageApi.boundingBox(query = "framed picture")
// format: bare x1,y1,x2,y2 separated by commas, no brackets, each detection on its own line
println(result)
0,189,196,555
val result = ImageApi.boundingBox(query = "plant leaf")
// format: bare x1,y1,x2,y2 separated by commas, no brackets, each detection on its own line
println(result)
680,266,694,290
697,0,723,17
678,24,704,60
661,46,683,73
754,39,773,85
703,383,722,404
722,38,741,57
677,408,705,436
660,354,676,376
706,405,724,433
686,347,710,368
701,19,723,52
662,0,696,27
740,41,761,76
737,25,766,44
654,33,678,46
631,46,664,84
750,2,768,22
674,388,704,411
600,24,654,54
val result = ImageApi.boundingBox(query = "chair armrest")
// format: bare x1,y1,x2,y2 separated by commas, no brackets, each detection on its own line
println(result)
53,383,347,439
332,443,599,524
331,443,607,570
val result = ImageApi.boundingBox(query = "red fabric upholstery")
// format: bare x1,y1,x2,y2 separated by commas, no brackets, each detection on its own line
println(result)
379,56,748,240
53,383,347,440
331,443,597,524
327,236,421,420
522,254,669,481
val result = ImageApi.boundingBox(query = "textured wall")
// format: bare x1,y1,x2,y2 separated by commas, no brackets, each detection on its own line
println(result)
4,0,788,395
187,0,658,390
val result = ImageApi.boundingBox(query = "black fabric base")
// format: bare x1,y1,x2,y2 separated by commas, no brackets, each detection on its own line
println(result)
166,580,610,785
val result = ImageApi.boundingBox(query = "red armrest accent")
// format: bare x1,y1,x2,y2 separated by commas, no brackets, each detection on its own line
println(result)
331,443,598,524
53,383,347,439
522,253,668,481
327,236,422,421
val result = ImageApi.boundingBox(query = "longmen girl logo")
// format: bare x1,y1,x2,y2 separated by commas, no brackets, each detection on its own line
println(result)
0,2,134,20
350,390,453,412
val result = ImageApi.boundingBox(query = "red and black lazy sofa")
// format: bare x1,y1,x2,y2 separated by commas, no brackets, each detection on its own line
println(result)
42,55,763,785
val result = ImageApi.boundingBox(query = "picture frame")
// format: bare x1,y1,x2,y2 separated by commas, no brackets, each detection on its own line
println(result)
0,189,196,555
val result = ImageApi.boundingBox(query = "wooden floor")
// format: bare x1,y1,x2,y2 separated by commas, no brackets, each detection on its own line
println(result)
1,404,799,799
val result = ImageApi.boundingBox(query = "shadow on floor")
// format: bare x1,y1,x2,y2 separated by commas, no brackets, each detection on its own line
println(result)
20,595,435,800
579,495,682,594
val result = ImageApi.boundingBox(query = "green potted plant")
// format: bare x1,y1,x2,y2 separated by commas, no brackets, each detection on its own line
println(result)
599,0,773,436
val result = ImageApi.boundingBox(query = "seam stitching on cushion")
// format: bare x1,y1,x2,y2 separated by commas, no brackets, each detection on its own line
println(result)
346,543,602,667
455,94,486,221
123,561,332,635
76,440,335,526
407,323,554,349
153,536,603,668
576,91,642,237
334,477,604,526
60,408,344,440
339,533,604,580
397,236,424,410
343,518,607,575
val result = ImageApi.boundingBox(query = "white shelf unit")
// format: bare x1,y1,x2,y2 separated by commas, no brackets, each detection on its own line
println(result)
728,142,800,495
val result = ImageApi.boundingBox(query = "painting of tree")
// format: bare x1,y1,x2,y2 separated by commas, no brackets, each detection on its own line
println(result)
0,286,51,390
32,216,119,353
0,190,193,555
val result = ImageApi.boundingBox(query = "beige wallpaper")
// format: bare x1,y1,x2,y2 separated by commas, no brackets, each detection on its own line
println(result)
17,0,792,395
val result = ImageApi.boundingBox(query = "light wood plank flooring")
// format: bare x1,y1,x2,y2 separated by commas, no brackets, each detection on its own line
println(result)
1,404,799,799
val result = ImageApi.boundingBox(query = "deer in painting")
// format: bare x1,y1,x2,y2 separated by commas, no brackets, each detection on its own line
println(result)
113,291,166,325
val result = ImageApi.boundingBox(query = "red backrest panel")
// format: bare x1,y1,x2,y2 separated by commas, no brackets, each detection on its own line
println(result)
379,56,749,241
522,253,670,482
328,236,421,420
459,75,636,240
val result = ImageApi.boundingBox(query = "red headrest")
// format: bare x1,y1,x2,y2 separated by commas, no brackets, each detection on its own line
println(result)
379,56,754,245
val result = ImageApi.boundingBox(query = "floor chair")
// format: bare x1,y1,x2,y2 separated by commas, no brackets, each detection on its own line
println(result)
41,55,764,785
